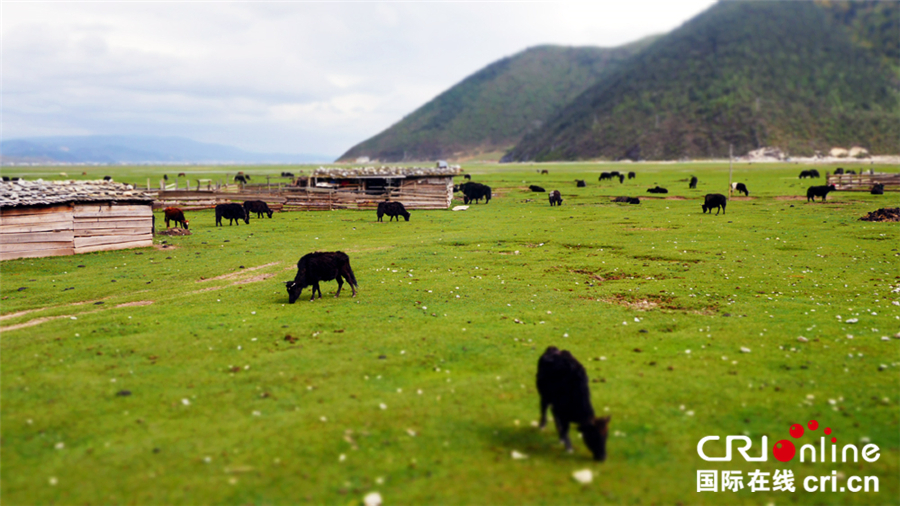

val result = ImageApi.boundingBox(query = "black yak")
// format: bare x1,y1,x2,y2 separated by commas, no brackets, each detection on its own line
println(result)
234,174,250,184
459,182,492,204
647,186,668,194
164,207,189,229
627,172,635,180
871,183,885,195
689,176,698,189
215,203,249,226
537,346,610,461
377,201,410,222
807,185,837,202
702,194,727,215
549,190,563,206
529,185,546,192
286,251,358,302
575,180,586,187
599,172,612,181
612,196,640,204
464,174,471,180
243,200,273,219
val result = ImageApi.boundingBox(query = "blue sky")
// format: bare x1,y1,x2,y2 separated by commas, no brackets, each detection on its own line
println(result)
2,1,716,158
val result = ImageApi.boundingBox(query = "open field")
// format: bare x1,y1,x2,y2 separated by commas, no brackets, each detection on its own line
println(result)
2,162,899,505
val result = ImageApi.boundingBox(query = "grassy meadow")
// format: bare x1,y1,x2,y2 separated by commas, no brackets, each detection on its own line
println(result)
1,161,899,505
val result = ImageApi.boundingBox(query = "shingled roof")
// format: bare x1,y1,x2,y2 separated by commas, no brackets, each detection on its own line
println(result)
312,166,461,179
0,180,154,209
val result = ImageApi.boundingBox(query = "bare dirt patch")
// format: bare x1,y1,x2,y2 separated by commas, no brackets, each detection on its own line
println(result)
729,196,755,201
116,300,154,308
153,244,179,251
156,228,192,236
197,262,281,282
598,293,716,314
232,273,275,285
775,196,806,201
664,196,688,200
0,299,106,322
623,227,670,231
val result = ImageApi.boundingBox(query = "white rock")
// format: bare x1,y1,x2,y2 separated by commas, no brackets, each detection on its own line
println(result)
451,206,469,211
572,469,593,484
511,450,528,460
797,336,809,343
740,347,751,353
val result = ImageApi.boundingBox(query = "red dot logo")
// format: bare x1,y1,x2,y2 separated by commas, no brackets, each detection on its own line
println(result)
808,420,819,430
773,440,796,462
824,427,832,435
832,437,837,443
789,423,805,438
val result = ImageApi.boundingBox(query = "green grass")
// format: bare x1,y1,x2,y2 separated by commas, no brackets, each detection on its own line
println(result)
2,162,899,505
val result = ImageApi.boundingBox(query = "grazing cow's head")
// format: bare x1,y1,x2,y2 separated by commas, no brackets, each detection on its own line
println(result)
402,211,410,221
580,415,611,461
701,204,708,213
285,281,305,303
183,219,190,229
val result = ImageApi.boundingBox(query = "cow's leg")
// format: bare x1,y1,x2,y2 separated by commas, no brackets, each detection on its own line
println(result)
335,276,343,298
539,397,550,430
554,414,573,451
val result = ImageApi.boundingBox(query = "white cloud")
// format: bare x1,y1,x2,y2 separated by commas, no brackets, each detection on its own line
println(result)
1,1,716,158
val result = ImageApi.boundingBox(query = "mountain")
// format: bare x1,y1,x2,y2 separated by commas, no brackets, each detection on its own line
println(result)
502,1,900,162
337,40,655,163
0,136,331,164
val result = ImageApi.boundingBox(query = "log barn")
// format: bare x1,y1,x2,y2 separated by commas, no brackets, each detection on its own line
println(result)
284,165,461,211
0,180,154,261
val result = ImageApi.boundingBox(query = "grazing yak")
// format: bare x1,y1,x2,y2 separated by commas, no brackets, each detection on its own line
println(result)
464,174,471,180
627,171,636,180
732,182,749,196
529,185,546,192
834,168,844,175
599,172,612,181
799,170,820,179
871,183,885,195
377,201,410,222
178,172,187,177
612,196,640,204
541,169,549,175
647,186,668,194
459,182,492,204
164,207,189,229
281,172,295,178
807,184,837,202
286,251,358,302
575,180,586,187
215,203,249,226
689,176,698,189
103,175,113,181
702,194,727,215
234,174,250,184
243,200,273,219
549,190,563,206
618,174,625,183
537,346,610,461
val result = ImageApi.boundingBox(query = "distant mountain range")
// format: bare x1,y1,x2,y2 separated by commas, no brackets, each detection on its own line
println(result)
0,136,331,165
337,39,656,163
342,0,899,162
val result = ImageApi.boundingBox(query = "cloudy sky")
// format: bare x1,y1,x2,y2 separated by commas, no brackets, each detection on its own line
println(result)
2,1,716,159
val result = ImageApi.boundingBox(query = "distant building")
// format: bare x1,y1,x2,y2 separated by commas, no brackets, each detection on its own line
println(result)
0,180,154,261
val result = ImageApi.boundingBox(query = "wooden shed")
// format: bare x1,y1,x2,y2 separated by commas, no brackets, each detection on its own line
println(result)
0,180,154,261
286,165,461,210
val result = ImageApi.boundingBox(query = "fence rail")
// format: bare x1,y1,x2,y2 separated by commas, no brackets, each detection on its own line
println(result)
826,173,900,191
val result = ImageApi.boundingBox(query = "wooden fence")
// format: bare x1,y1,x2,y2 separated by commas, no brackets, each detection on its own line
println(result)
827,172,900,191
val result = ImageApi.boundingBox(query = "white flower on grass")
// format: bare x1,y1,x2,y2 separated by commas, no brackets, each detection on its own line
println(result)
847,318,858,323
379,403,387,410
364,492,382,506
49,477,58,486
204,456,212,463
406,429,417,437
511,450,528,460
339,454,346,462
252,411,261,416
572,469,593,484
55,442,65,450
181,398,191,406
320,416,327,422
686,410,695,416
740,347,751,353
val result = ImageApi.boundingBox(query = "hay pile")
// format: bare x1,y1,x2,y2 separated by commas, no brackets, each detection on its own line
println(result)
858,208,900,222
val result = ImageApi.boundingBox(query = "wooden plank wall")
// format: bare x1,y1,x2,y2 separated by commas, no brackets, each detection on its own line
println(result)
827,173,900,191
73,203,153,254
155,177,455,211
0,205,75,261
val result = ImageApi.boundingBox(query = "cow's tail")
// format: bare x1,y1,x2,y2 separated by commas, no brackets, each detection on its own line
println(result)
345,263,359,288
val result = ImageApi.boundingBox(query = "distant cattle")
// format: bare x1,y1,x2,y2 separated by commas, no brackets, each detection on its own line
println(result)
575,180,586,187
377,201,410,222
599,172,612,181
464,174,471,180
459,182,492,204
618,174,625,183
732,182,749,196
286,251,358,303
541,170,549,175
537,346,610,461
689,176,698,189
647,186,668,194
163,174,168,181
234,175,249,184
164,207,189,229
1,176,8,182
215,203,249,226
612,196,640,204
846,169,857,175
627,172,636,180
807,185,837,202
529,185,546,192
871,183,885,195
178,172,187,177
243,200,273,219
834,168,844,175
549,190,563,206
799,170,820,179
103,176,113,181
702,194,727,215
609,171,621,178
